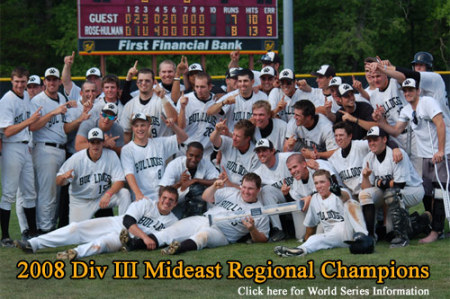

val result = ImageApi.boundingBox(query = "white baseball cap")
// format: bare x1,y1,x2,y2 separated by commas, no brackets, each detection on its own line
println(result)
260,51,281,63
254,138,274,150
86,67,102,78
88,128,104,142
188,63,203,73
27,75,42,86
402,78,418,89
101,103,118,116
366,126,388,138
311,64,336,77
328,76,342,87
338,83,354,96
44,67,60,79
131,112,149,123
279,69,295,81
259,66,276,78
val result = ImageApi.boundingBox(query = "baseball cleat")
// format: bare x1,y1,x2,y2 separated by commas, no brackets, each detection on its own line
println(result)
268,228,286,243
1,238,15,248
119,228,130,252
389,237,409,248
273,246,305,257
161,241,180,255
56,249,77,261
14,240,33,253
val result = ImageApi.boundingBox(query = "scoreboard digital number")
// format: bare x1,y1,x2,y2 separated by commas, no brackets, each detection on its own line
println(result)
78,0,278,55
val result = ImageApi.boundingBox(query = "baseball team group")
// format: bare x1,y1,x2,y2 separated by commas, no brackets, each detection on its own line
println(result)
0,49,448,260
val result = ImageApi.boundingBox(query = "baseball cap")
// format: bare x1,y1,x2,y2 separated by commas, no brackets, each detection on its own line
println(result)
225,67,242,79
328,76,342,87
88,128,104,142
259,66,276,78
260,51,281,64
311,64,336,77
86,67,102,78
279,69,295,81
254,138,274,151
338,83,354,96
188,63,203,73
101,103,118,116
44,67,60,79
131,112,149,124
402,78,418,89
366,126,388,138
27,75,42,86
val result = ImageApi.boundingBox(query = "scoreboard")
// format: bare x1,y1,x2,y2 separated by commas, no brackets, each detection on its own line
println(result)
77,0,278,55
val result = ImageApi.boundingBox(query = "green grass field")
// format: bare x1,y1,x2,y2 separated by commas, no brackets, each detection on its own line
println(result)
1,187,449,298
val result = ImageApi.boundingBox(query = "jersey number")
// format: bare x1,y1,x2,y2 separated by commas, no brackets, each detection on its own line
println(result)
203,127,214,137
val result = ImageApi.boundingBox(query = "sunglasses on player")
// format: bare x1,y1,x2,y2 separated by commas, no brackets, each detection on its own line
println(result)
102,113,115,120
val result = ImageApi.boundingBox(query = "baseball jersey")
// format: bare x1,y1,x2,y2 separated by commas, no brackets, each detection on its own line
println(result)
289,160,340,200
417,72,450,125
125,198,178,236
0,90,32,142
30,91,68,144
159,82,185,102
309,88,341,113
304,192,345,233
360,147,422,187
119,93,176,137
90,98,124,122
268,88,318,122
120,135,179,200
176,92,218,154
159,156,219,186
369,78,407,126
399,96,450,158
205,187,270,243
77,117,125,148
329,140,369,195
221,91,268,129
254,118,287,152
286,114,338,153
57,148,125,199
254,152,294,189
219,136,261,185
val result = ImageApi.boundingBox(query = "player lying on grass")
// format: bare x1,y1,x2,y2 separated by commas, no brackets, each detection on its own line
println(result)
120,173,270,254
274,169,371,257
15,187,179,261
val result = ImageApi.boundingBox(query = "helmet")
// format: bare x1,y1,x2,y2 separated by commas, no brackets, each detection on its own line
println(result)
344,232,375,254
411,52,433,70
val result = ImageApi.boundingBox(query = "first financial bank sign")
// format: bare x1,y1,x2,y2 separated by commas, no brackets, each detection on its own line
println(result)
78,38,276,55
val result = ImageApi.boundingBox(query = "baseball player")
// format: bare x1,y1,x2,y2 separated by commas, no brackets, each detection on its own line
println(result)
359,126,424,247
258,66,276,96
119,67,178,142
62,51,103,100
207,69,268,130
15,186,178,260
56,127,131,223
269,68,317,122
121,173,270,254
274,169,369,257
158,59,185,103
252,100,287,152
374,79,450,243
75,102,124,155
0,67,41,246
26,75,44,100
90,74,124,121
284,100,338,159
120,113,188,201
29,67,79,233
177,72,219,158
159,142,219,218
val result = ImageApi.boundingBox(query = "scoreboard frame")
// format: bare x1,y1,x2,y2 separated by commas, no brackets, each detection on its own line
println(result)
77,0,278,55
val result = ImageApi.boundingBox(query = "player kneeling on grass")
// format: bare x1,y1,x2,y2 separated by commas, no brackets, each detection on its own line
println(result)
15,186,179,260
56,128,131,223
274,169,370,257
120,173,270,254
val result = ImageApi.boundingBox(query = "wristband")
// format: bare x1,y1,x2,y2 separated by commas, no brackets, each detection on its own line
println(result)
384,65,387,71
355,118,359,124
173,78,181,81
105,191,113,197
